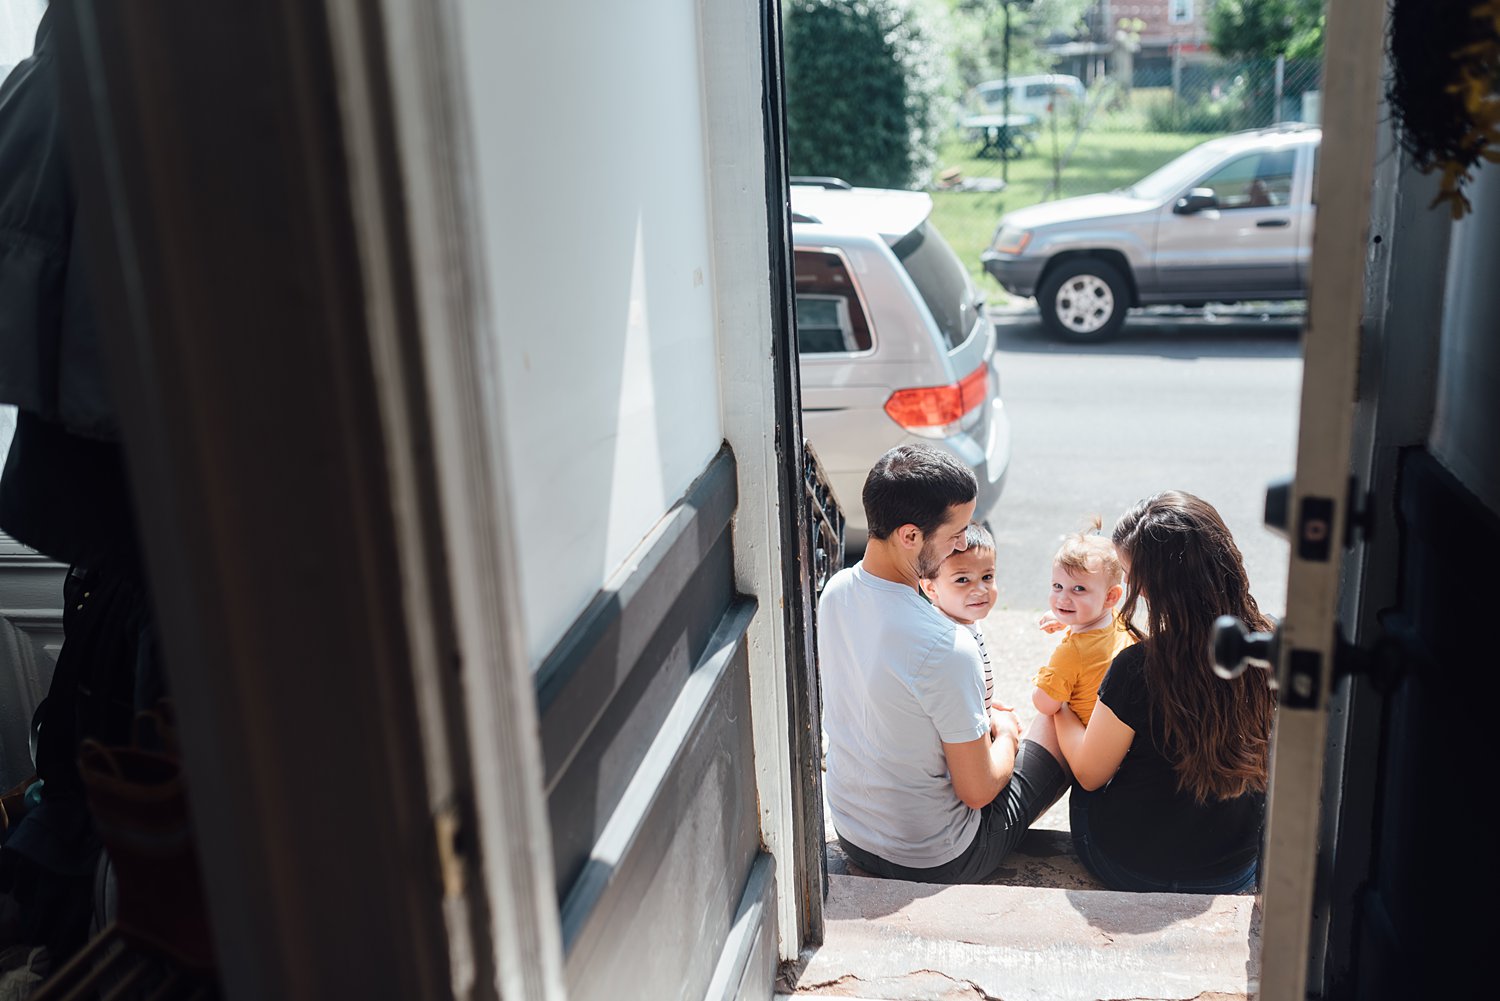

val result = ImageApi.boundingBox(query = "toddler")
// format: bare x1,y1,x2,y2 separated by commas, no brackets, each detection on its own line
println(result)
919,523,1000,708
1032,519,1135,724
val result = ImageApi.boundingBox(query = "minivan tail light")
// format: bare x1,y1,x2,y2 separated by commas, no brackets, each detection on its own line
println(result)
884,363,990,438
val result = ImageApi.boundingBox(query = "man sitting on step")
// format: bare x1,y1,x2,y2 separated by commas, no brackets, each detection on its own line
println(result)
817,444,1070,883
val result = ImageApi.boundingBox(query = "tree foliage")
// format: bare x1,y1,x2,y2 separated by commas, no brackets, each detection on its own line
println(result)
939,0,1098,93
1208,0,1324,62
783,0,944,188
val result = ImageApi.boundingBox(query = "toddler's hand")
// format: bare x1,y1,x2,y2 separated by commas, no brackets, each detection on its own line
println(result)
1037,611,1065,634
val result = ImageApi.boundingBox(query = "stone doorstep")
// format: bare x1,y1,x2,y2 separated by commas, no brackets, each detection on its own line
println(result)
823,784,1100,892
825,826,1103,893
781,874,1262,1001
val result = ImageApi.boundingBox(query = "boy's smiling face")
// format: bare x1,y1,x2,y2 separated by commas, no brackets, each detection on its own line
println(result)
921,547,997,625
1049,561,1122,631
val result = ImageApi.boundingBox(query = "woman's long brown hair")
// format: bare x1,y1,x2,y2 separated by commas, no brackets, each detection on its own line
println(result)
1113,491,1276,802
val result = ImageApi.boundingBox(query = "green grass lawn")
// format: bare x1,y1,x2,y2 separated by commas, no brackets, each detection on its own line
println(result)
929,126,1225,303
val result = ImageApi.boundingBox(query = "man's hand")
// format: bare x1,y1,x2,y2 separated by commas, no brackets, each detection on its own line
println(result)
1037,610,1065,634
988,705,1021,748
946,712,1021,809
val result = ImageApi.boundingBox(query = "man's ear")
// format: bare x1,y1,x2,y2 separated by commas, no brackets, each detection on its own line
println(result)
895,523,923,551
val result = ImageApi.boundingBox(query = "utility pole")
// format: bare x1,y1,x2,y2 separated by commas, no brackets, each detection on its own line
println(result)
1002,0,1012,185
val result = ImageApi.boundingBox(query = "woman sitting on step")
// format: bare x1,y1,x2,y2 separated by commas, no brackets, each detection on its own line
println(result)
1053,491,1274,894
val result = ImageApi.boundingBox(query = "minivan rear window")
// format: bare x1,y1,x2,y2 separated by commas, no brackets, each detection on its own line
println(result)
793,249,873,353
892,221,978,350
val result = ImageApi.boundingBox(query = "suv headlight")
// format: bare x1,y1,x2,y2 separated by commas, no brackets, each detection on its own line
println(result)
990,224,1031,256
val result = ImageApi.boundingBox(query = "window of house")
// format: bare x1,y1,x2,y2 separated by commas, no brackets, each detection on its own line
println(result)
794,249,873,353
1169,0,1194,24
1197,150,1296,210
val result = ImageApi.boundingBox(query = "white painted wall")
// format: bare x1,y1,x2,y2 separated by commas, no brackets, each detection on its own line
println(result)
449,0,724,666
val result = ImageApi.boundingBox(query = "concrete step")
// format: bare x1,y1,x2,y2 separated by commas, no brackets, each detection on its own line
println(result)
825,827,1104,893
780,874,1261,1001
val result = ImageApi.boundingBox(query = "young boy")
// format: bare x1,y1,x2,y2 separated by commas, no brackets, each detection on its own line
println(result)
919,523,1000,708
1031,521,1135,725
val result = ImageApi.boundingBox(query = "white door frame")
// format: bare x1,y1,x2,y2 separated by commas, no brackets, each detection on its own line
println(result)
1258,1,1388,997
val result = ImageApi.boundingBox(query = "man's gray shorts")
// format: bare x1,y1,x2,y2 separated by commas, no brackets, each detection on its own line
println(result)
836,739,1067,884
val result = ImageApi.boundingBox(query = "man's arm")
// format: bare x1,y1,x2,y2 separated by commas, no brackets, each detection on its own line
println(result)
943,709,1020,809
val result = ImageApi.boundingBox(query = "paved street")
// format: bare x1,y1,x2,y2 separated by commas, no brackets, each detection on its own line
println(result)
985,303,1304,620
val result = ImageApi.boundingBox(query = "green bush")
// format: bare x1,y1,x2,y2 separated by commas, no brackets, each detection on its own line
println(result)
1145,78,1253,133
784,0,942,188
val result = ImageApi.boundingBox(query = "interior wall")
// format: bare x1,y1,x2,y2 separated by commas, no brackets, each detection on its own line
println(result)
447,0,725,667
1430,165,1500,511
0,0,45,74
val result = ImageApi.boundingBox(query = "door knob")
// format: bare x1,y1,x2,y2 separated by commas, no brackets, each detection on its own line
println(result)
1212,615,1278,680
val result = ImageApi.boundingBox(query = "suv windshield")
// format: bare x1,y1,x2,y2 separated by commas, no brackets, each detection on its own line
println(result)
1125,142,1243,203
892,221,978,350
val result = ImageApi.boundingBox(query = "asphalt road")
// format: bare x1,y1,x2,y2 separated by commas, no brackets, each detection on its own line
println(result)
984,304,1304,621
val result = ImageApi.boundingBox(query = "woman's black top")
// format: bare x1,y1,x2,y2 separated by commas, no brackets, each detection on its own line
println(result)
1087,644,1265,881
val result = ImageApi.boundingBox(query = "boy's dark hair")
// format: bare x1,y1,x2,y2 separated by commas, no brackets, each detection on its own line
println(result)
959,521,994,556
862,444,978,540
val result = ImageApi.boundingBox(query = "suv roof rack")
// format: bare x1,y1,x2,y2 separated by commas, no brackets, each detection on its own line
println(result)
790,176,853,190
1244,121,1318,135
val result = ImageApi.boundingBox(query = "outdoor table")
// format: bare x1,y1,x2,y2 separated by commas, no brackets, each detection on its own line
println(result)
960,113,1037,160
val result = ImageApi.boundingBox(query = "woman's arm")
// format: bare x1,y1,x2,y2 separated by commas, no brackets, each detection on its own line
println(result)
1054,702,1135,791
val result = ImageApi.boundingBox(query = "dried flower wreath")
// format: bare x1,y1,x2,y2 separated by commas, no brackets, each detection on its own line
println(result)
1387,0,1500,218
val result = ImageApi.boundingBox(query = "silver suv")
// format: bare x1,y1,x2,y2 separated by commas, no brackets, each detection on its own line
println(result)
792,181,1011,551
982,125,1319,340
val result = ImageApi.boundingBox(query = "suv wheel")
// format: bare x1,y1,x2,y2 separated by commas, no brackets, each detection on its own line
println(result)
1038,258,1129,342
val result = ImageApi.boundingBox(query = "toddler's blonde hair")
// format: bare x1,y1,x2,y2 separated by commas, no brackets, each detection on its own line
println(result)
1054,516,1124,586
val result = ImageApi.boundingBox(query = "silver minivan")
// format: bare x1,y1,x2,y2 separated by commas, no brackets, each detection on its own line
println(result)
792,181,1011,550
981,124,1320,340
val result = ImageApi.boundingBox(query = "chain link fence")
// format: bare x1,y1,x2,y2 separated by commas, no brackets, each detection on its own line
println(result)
929,55,1323,298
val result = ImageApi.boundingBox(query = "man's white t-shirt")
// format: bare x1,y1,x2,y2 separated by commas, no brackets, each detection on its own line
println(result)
818,562,990,868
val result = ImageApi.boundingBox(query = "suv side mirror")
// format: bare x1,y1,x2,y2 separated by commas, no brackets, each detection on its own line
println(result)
1174,188,1218,214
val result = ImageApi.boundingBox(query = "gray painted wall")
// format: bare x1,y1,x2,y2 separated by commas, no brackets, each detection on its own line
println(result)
1431,165,1500,512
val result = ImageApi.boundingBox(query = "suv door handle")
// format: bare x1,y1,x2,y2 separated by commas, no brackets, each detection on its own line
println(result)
1256,218,1290,228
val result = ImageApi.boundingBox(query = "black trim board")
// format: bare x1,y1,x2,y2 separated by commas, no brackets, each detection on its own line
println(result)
536,446,736,783
535,447,740,901
705,851,778,1001
561,599,762,1000
760,0,827,949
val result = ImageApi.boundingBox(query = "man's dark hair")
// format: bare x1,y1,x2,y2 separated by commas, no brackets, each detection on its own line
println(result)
862,444,977,540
